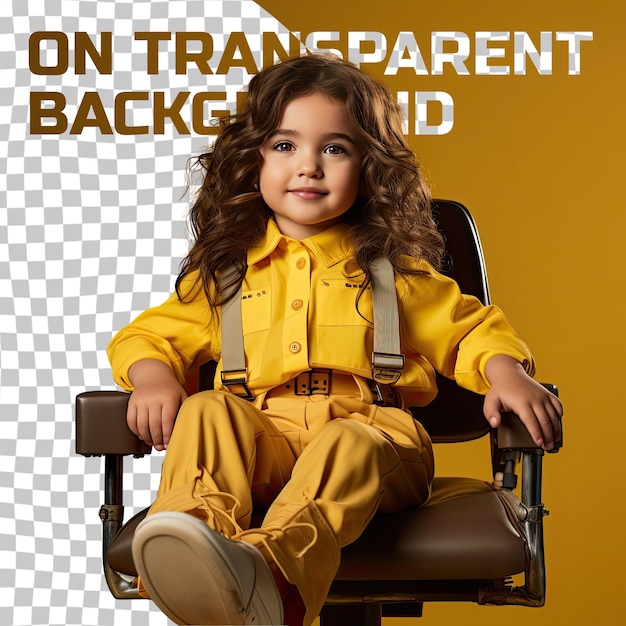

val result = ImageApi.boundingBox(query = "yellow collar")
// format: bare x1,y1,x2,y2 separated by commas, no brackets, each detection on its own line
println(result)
247,219,352,268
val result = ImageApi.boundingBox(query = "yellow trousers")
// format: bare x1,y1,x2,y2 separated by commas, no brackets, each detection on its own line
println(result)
145,382,434,625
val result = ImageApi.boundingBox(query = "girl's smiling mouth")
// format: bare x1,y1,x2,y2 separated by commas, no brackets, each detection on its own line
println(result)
289,187,328,200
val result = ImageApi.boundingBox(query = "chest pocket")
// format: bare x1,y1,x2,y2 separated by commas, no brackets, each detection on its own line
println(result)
316,278,373,327
241,287,272,335
314,278,374,374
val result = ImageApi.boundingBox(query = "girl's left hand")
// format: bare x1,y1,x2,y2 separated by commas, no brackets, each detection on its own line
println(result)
483,355,563,451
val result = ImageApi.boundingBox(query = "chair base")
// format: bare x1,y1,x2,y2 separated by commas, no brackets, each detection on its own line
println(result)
326,577,507,605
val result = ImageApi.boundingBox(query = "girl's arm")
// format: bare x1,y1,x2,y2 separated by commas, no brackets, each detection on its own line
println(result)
107,271,216,392
127,359,188,451
483,354,563,451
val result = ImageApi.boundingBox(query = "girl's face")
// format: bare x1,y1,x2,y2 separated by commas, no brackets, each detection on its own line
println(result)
258,92,362,240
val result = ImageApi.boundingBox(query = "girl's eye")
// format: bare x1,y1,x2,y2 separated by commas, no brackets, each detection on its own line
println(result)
324,144,346,155
273,141,295,152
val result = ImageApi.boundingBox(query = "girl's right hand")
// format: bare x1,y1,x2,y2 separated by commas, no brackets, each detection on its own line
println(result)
126,359,188,451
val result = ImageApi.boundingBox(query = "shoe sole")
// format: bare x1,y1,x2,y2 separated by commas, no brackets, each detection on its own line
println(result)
131,511,284,625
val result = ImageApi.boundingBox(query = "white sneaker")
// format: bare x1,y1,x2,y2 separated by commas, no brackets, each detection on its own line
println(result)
132,511,284,625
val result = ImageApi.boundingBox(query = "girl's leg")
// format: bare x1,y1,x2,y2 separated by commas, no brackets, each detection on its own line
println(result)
146,389,296,531
136,390,302,623
240,398,433,626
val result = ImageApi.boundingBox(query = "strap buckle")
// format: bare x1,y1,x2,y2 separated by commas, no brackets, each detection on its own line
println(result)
221,369,255,401
367,379,403,408
372,351,405,384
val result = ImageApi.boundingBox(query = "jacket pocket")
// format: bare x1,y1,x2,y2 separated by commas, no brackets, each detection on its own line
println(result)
241,287,272,335
315,279,373,373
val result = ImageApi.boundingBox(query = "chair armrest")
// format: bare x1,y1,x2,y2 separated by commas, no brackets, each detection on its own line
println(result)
75,390,152,456
496,412,537,449
495,384,562,453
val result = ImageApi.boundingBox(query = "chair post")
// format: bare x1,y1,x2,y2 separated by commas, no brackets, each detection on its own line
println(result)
101,454,142,599
520,449,547,604
480,448,547,607
104,453,123,507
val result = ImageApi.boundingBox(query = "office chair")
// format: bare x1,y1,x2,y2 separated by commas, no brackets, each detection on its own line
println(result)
75,199,561,625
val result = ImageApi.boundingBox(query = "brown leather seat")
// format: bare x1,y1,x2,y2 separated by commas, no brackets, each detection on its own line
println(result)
75,200,561,625
336,477,526,582
106,476,526,582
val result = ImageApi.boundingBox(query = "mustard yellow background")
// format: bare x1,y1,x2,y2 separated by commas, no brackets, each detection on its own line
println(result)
259,1,625,624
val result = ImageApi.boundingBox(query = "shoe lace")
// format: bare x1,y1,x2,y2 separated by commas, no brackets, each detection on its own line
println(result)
189,483,320,559
196,489,246,538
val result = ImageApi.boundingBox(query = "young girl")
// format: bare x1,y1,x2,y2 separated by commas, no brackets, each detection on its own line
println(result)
107,54,562,626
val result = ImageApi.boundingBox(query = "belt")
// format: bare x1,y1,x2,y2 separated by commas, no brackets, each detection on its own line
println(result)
268,369,402,407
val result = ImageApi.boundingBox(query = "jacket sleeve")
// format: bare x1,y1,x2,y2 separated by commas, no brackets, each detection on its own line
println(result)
399,262,535,395
106,273,220,391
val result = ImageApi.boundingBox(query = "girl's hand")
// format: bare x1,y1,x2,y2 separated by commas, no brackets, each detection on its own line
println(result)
127,359,188,451
484,355,563,451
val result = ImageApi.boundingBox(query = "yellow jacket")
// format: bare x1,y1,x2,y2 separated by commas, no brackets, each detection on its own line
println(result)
108,219,534,407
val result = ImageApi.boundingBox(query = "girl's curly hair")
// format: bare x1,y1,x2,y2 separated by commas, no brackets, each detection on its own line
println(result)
177,53,444,306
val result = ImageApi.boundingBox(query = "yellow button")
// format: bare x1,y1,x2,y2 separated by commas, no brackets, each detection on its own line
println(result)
289,342,301,353
296,258,306,270
291,299,303,311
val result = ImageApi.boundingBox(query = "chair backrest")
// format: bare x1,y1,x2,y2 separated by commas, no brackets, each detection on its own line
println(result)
433,199,490,306
409,199,492,443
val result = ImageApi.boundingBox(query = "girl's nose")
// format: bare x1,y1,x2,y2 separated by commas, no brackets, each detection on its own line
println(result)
297,154,322,178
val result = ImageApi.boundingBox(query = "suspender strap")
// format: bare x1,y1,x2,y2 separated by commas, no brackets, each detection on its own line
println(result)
219,256,405,398
219,265,255,400
370,256,405,383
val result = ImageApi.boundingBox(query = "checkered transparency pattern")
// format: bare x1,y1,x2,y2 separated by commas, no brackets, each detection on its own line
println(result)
0,1,297,624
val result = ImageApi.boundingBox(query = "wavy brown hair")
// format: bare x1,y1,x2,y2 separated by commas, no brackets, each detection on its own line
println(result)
177,53,444,306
